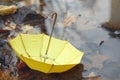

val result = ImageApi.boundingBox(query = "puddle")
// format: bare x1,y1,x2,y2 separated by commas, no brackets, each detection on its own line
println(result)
0,0,120,80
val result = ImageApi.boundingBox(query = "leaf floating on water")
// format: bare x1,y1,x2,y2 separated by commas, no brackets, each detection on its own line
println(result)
57,11,77,27
86,51,109,69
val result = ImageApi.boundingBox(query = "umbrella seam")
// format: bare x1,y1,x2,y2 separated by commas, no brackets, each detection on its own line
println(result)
39,34,44,60
48,64,54,73
53,42,69,64
20,34,31,57
9,34,84,73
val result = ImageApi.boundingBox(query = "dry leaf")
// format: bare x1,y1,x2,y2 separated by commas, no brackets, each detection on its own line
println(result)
86,51,109,69
0,68,17,80
57,11,77,27
0,5,17,15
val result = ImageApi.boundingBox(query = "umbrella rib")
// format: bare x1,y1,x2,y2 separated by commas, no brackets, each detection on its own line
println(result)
48,64,54,73
20,34,31,57
53,42,68,63
39,34,44,60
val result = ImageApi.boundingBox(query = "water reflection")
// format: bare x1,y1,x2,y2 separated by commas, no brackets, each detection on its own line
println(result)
42,0,120,80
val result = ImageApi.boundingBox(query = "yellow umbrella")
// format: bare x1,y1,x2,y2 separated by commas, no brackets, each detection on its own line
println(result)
8,13,84,73
9,33,84,73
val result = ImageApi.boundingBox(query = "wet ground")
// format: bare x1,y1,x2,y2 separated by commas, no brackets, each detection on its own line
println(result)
0,0,120,80
42,0,120,80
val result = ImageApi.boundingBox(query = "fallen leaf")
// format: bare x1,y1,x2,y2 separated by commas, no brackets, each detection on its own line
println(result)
86,51,109,69
0,5,17,15
57,11,77,27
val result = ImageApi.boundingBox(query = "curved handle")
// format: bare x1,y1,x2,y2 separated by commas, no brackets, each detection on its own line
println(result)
51,12,57,29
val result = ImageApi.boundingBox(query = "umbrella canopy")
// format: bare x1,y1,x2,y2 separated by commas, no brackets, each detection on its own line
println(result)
9,34,84,73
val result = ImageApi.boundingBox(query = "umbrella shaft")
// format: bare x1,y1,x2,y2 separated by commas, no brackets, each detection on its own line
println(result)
45,13,57,55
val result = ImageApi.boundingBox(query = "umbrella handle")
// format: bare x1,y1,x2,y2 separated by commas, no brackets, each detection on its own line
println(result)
45,13,57,55
51,13,57,29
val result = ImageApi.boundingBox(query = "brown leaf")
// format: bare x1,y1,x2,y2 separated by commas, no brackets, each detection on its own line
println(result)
86,51,109,69
0,5,17,15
